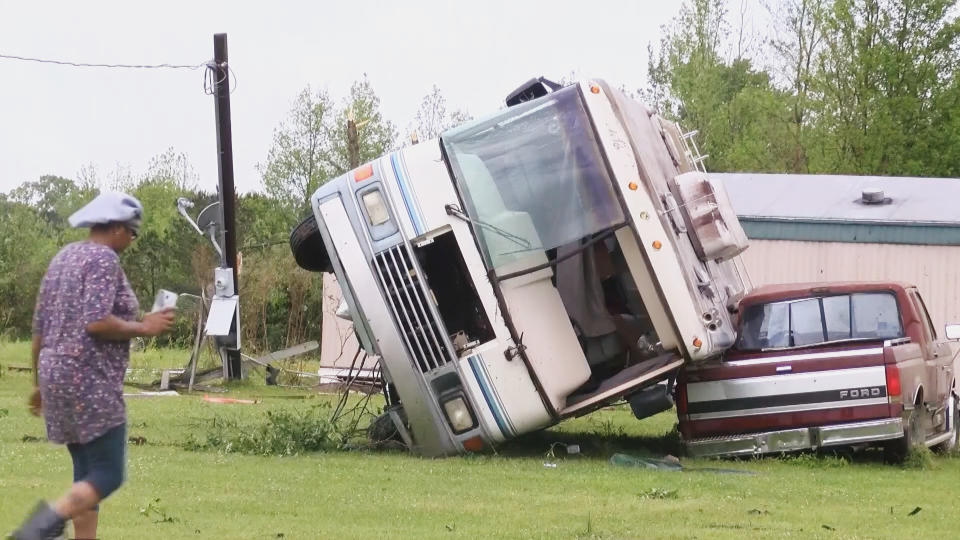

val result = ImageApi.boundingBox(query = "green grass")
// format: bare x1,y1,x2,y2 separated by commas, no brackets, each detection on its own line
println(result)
2,343,960,539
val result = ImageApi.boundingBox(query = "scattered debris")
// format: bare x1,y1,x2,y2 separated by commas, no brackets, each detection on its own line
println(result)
129,436,147,446
908,507,922,516
545,442,581,458
6,365,32,372
123,391,179,398
822,524,836,531
609,453,683,471
637,487,679,500
748,509,770,515
203,395,257,405
139,498,177,524
21,435,42,443
543,462,558,469
609,453,757,474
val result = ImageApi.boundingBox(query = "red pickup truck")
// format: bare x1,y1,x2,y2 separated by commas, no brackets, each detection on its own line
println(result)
677,282,959,461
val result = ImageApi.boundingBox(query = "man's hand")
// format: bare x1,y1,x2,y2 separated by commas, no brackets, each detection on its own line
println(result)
28,387,42,417
140,308,176,337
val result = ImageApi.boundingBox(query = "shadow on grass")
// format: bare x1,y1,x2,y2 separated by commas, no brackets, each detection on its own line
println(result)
494,424,684,460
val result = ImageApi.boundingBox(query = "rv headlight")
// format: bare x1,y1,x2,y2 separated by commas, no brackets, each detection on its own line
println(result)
441,395,476,434
361,190,390,226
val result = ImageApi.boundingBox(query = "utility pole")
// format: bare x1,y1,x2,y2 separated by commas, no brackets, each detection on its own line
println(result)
212,33,242,380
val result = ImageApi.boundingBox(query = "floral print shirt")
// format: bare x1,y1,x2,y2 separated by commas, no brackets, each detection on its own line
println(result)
34,241,139,444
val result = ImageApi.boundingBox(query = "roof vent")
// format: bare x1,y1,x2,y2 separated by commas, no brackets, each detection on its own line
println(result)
858,188,891,205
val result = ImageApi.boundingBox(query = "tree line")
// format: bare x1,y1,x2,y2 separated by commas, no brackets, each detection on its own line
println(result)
2,0,958,351
647,0,960,177
0,78,469,350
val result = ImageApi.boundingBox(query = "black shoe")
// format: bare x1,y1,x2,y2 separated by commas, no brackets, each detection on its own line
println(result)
10,501,65,540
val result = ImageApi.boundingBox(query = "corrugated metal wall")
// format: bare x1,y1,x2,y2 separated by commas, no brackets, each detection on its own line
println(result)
741,239,960,330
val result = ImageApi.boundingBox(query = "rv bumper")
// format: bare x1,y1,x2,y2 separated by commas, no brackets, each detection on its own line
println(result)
684,418,904,458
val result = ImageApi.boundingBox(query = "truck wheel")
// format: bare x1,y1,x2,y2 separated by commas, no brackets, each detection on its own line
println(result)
289,213,332,273
884,408,923,464
933,394,959,454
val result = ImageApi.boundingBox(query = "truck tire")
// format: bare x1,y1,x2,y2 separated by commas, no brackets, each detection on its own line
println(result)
289,214,332,273
933,394,958,454
884,407,924,463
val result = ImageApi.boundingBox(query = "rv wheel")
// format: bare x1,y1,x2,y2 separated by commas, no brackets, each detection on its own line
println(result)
368,407,408,450
289,214,332,273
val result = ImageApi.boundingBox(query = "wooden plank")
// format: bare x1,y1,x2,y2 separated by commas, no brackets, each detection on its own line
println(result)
6,365,33,372
252,341,319,365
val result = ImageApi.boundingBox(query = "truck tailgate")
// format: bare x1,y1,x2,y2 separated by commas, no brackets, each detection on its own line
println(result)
681,346,895,439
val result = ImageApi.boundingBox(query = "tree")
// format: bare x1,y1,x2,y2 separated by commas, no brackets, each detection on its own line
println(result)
9,175,96,240
812,0,960,175
259,87,335,213
259,76,397,215
646,0,795,172
327,75,398,173
0,197,58,337
765,0,829,172
408,84,472,143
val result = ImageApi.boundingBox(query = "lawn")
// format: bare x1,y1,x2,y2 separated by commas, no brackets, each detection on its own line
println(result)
1,341,959,539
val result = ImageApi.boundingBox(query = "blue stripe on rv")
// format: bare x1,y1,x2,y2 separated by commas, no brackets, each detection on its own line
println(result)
468,355,513,439
389,152,424,235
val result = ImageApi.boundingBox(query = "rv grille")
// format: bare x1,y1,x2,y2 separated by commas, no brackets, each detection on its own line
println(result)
374,245,452,373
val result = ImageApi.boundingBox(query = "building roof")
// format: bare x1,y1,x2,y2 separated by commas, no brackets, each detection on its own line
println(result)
714,173,960,245
714,173,960,224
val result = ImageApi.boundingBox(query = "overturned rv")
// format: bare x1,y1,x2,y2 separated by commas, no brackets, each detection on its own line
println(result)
291,79,751,456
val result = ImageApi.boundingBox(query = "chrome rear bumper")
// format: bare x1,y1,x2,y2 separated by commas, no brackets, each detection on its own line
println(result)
685,418,904,458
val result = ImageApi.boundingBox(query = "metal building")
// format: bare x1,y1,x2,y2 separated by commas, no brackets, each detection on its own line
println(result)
716,173,960,330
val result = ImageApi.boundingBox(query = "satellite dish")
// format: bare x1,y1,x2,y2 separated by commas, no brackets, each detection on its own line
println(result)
197,202,223,233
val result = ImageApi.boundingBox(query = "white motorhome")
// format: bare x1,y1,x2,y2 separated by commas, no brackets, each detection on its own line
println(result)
291,79,751,456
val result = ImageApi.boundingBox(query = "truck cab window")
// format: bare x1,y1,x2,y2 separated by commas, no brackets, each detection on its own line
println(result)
852,293,902,339
737,292,903,351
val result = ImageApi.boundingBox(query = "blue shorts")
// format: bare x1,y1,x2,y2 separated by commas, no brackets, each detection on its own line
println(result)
66,423,127,505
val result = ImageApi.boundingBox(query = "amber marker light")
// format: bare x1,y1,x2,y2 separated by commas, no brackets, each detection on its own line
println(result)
628,182,638,191
590,84,601,94
463,436,484,452
692,337,703,349
652,240,662,250
354,164,374,182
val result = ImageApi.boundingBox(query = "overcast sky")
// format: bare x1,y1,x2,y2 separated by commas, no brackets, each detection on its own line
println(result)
1,0,684,196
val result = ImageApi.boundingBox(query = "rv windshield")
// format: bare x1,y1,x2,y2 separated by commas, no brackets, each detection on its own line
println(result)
442,86,625,273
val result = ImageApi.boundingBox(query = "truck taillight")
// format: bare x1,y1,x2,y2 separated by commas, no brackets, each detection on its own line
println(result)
676,382,688,415
885,365,902,400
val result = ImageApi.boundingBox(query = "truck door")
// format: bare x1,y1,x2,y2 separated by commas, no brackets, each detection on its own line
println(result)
909,290,951,404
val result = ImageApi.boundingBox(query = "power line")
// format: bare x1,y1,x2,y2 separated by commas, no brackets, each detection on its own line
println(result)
0,52,204,70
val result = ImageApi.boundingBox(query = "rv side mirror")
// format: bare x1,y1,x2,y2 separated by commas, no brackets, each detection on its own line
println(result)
945,324,960,340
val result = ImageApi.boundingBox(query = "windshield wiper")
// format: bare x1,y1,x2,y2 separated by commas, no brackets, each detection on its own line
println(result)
444,204,531,249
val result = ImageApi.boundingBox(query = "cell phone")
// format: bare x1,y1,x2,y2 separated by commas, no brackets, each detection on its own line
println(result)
151,289,179,312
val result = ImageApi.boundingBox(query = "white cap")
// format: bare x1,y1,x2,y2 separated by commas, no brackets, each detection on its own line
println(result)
68,191,143,231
